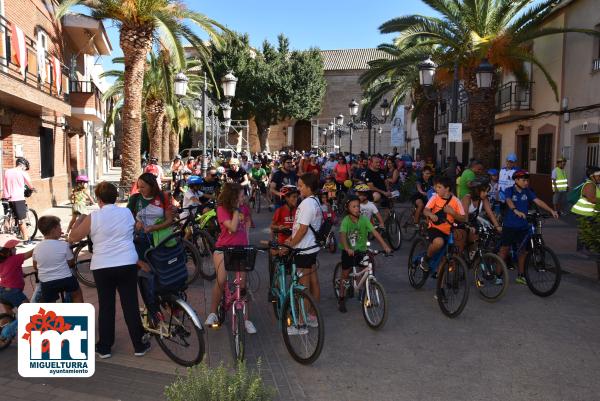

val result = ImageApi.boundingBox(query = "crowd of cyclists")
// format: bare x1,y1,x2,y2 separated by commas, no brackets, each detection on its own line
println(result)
0,146,598,364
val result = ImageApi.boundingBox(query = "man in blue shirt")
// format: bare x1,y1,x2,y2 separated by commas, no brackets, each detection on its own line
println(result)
499,170,558,285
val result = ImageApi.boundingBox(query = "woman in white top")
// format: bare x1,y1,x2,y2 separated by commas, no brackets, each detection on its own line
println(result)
69,181,149,359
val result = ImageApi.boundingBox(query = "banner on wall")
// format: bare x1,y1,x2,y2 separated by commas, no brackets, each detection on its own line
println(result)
390,106,405,147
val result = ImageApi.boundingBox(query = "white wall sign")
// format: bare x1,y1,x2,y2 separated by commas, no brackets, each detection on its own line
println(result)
286,126,293,147
390,106,405,147
448,123,463,142
14,144,24,157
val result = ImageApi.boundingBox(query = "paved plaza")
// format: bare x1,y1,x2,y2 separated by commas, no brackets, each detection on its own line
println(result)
0,193,599,401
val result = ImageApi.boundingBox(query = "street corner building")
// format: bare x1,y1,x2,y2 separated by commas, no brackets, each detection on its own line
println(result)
0,0,114,212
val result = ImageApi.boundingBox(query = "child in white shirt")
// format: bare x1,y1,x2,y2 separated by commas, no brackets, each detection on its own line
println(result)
33,216,82,303
356,186,385,227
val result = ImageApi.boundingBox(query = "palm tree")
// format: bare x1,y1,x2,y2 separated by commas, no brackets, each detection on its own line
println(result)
379,0,600,166
57,0,227,184
359,43,441,160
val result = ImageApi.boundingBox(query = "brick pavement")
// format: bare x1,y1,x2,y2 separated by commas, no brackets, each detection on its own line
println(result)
1,195,600,400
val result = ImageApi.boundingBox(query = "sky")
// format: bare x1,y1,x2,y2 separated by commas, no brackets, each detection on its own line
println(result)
92,0,439,78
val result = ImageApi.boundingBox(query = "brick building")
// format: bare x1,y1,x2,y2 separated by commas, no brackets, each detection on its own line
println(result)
0,0,111,211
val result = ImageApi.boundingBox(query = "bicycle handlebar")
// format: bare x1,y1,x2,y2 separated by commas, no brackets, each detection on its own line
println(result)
258,240,320,254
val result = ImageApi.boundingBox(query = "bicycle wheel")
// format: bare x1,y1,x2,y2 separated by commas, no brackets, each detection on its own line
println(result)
154,297,205,367
473,253,508,302
524,245,562,297
398,209,418,242
232,308,245,361
327,232,337,254
362,279,388,330
385,214,402,250
407,239,429,289
436,256,469,318
25,208,38,241
332,262,342,300
281,288,324,364
0,313,15,350
255,191,261,214
73,242,95,288
195,232,216,281
182,239,201,285
247,269,260,294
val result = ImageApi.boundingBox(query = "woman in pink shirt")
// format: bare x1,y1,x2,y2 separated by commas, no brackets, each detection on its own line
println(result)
204,183,257,334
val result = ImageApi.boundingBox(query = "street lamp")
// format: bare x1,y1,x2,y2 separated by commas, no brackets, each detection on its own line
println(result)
380,98,390,119
336,114,344,126
418,56,437,87
349,99,359,118
221,71,238,98
221,104,232,120
192,101,202,119
174,72,189,97
476,58,494,89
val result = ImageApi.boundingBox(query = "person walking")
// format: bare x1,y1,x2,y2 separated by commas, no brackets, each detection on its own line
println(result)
571,166,600,251
551,157,569,214
68,181,150,359
2,157,35,244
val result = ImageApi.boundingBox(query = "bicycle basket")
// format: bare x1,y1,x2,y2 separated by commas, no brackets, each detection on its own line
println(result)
223,247,257,272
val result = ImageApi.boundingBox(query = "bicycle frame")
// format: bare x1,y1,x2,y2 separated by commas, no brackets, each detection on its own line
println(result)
271,252,307,329
221,271,247,327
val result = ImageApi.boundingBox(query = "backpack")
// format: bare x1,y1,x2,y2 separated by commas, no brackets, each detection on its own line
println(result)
308,196,333,247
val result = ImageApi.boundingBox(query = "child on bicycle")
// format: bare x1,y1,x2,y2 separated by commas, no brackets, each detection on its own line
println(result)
323,175,337,203
319,191,336,223
498,170,558,285
33,216,83,303
338,195,392,313
411,166,433,226
420,176,467,273
67,175,95,235
355,184,385,228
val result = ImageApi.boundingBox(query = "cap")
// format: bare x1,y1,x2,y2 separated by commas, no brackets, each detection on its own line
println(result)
506,153,518,162
0,234,20,249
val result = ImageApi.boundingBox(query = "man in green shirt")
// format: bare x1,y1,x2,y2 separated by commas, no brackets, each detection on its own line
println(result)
249,159,268,195
457,160,484,199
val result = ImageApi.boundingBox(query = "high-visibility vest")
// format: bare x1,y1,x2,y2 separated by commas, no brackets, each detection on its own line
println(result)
571,180,600,216
553,167,568,192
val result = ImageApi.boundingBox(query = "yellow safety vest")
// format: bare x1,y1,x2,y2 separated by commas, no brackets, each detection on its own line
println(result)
553,167,568,192
571,180,600,216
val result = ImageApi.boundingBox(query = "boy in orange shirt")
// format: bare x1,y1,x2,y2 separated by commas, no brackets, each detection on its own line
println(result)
420,176,466,271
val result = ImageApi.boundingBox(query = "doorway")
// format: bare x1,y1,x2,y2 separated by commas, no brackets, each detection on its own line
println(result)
517,134,530,170
293,120,311,151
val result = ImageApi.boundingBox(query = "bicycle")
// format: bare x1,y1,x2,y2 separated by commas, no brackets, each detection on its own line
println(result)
463,219,509,302
264,241,324,364
380,193,402,251
332,249,391,329
397,204,423,242
407,226,470,318
213,246,259,361
507,211,562,297
192,202,220,281
171,205,208,284
139,232,205,366
249,181,264,214
0,198,38,241
71,239,95,288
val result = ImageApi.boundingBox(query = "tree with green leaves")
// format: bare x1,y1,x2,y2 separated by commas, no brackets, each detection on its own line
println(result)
57,0,228,184
379,0,600,167
210,34,326,151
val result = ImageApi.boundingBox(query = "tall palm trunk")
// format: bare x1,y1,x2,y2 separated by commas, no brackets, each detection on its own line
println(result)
466,68,498,167
414,88,436,161
169,126,179,160
146,98,164,162
161,114,170,163
119,26,153,185
256,120,270,152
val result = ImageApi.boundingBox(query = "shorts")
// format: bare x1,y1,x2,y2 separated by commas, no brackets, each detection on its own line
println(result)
411,193,427,205
0,287,27,308
427,228,449,244
341,250,366,270
294,252,318,269
500,227,529,248
40,276,80,302
9,200,27,221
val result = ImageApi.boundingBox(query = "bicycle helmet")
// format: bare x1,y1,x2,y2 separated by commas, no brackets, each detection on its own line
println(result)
586,165,600,177
15,157,30,170
216,166,225,175
253,159,261,165
506,152,518,162
75,175,89,183
343,179,353,189
487,169,498,176
229,158,240,166
512,169,530,180
280,185,299,197
149,156,158,164
187,175,203,185
187,156,195,162
344,194,360,209
354,184,371,192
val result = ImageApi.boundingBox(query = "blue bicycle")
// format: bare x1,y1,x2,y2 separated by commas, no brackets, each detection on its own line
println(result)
407,228,470,318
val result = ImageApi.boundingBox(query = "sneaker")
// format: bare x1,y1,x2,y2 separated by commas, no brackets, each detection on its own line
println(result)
287,326,309,336
494,277,504,286
338,299,347,313
245,320,257,334
419,257,430,272
95,345,111,359
134,341,151,357
515,275,527,285
306,314,319,327
204,312,220,328
22,240,32,246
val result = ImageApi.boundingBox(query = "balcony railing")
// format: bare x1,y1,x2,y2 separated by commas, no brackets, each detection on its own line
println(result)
0,14,69,103
593,58,600,72
495,81,532,113
435,102,469,132
69,80,105,120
